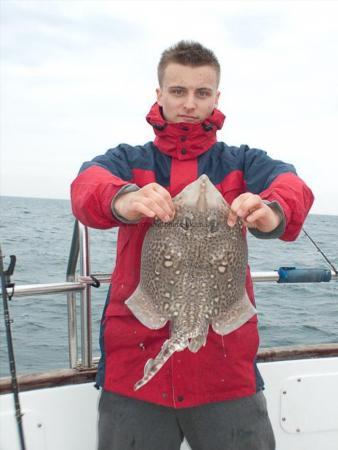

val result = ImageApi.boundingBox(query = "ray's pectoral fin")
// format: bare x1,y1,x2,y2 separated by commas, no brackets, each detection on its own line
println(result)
211,291,257,335
134,336,188,391
125,286,168,330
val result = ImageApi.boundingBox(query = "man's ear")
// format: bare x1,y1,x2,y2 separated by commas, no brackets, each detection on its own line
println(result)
156,87,163,106
215,90,220,108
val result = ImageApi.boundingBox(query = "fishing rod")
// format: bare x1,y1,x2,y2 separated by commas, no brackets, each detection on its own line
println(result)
303,228,338,276
0,245,26,450
274,228,338,283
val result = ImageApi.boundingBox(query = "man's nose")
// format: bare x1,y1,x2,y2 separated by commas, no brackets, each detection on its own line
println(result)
183,94,196,110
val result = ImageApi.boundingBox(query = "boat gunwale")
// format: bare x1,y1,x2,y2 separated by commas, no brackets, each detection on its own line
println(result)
1,343,338,395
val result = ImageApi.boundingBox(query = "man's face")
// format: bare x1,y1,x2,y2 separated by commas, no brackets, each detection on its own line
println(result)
156,63,220,123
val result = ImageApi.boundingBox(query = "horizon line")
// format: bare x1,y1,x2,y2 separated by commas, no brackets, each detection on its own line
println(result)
1,194,337,217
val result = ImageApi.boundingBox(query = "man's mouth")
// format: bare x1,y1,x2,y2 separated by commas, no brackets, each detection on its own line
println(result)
178,114,199,122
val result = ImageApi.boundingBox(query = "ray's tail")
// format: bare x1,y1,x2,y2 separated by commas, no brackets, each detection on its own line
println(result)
134,336,187,390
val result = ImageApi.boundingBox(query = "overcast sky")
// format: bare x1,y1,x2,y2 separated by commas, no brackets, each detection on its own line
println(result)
1,0,337,215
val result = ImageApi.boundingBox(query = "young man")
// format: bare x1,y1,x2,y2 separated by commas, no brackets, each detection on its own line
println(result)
71,41,314,450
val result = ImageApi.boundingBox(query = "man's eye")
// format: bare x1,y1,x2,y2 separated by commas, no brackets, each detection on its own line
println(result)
197,90,210,98
172,89,184,96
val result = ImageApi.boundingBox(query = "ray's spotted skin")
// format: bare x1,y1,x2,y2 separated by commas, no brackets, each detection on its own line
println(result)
125,175,256,390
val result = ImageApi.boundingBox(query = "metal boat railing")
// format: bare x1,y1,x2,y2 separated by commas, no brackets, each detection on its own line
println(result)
1,220,337,372
66,220,80,369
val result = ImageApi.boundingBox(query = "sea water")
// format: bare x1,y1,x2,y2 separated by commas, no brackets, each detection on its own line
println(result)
0,196,337,377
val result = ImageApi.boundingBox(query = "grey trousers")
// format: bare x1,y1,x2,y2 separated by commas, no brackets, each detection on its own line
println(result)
98,390,276,450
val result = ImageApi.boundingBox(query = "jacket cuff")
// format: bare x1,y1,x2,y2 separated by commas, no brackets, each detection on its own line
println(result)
111,184,141,224
249,201,286,240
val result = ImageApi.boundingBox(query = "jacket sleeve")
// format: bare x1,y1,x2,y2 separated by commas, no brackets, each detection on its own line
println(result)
242,145,314,241
70,145,137,229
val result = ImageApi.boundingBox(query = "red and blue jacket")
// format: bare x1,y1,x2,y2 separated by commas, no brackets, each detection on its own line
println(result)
71,103,314,408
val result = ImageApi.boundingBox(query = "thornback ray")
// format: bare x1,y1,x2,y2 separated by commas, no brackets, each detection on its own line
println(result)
125,174,256,390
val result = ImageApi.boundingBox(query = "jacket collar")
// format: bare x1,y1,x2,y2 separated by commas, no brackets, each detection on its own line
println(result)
146,103,225,160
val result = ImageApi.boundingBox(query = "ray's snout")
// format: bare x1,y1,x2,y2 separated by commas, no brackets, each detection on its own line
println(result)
195,175,223,212
197,175,208,212
178,174,221,212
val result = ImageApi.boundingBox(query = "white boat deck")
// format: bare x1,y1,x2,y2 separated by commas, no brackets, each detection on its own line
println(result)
1,357,338,450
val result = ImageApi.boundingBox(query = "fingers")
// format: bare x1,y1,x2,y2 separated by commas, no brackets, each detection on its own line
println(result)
116,183,175,223
150,184,175,220
227,193,263,227
136,184,174,222
132,197,171,222
228,193,282,232
227,209,238,227
245,207,266,225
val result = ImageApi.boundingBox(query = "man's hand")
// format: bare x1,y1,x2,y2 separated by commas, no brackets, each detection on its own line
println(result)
114,183,175,223
227,193,281,233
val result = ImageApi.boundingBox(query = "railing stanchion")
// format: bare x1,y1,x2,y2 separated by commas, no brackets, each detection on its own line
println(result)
79,223,92,369
66,221,80,368
67,291,78,368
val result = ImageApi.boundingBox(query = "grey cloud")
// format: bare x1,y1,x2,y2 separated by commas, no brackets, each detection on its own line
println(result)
220,11,285,48
1,1,143,66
